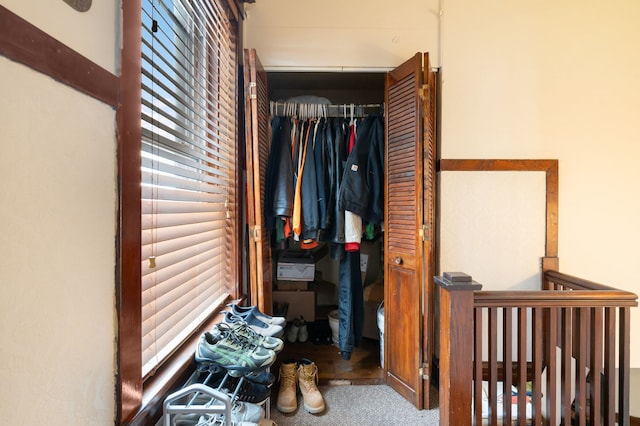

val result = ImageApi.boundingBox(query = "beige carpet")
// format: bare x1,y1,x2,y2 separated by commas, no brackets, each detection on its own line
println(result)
269,384,439,425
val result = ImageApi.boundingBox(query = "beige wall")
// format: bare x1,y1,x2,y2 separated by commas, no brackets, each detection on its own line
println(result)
0,1,118,424
439,0,640,368
244,0,640,367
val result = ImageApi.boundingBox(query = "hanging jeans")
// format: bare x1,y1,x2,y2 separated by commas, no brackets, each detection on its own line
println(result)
338,248,364,360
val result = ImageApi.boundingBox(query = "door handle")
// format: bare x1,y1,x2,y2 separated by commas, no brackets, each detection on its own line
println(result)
394,257,403,265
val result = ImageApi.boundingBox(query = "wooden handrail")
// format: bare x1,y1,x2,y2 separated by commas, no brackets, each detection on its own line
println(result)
437,271,638,426
475,290,638,307
545,269,635,292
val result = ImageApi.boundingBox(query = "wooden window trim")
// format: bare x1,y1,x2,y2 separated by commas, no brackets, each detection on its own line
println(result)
119,0,245,423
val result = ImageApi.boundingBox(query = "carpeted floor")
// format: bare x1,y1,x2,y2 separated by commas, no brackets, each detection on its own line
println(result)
269,384,440,425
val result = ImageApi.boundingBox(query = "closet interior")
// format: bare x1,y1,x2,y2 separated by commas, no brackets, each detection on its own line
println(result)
265,71,387,383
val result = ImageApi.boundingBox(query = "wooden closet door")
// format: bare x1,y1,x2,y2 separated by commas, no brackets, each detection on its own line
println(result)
384,52,435,408
421,52,437,409
243,48,273,313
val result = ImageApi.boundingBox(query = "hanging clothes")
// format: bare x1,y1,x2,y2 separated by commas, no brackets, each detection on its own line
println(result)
262,107,384,361
264,116,294,250
313,118,328,239
292,120,312,238
339,114,385,226
337,248,364,360
300,119,321,242
324,117,348,247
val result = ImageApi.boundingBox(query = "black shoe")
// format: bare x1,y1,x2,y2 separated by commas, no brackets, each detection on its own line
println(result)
245,370,276,388
222,376,271,404
192,363,227,388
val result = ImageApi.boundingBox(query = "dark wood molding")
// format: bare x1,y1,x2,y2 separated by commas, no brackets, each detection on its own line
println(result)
438,159,559,259
117,0,142,423
0,4,118,107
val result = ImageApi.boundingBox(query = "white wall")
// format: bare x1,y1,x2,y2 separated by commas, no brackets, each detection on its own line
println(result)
243,0,640,368
0,1,118,424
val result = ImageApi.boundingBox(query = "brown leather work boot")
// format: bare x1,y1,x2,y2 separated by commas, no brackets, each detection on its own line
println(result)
297,358,325,413
276,359,298,413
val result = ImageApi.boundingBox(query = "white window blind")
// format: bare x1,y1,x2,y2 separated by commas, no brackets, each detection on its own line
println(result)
141,0,238,378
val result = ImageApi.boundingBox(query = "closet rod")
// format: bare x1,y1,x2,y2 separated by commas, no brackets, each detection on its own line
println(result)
269,101,383,119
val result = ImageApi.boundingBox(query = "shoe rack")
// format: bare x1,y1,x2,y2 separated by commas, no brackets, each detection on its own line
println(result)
162,364,271,425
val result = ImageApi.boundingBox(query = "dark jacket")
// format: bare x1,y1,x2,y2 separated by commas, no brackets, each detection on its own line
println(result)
338,114,384,225
313,118,328,235
265,117,293,226
324,118,349,244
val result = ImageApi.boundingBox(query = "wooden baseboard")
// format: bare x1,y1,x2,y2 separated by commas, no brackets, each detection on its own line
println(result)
616,413,640,425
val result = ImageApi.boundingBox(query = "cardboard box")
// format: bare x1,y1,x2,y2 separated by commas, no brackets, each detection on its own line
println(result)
359,239,382,285
276,280,308,291
362,300,383,340
272,290,315,322
363,279,383,303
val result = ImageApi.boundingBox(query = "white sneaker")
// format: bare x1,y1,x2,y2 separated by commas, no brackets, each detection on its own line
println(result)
231,401,264,423
223,312,284,338
228,304,287,326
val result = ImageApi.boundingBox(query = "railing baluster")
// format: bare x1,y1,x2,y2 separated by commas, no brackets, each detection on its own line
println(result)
503,307,513,425
590,306,603,426
604,307,616,425
576,307,587,426
562,307,572,424
545,307,558,426
532,307,543,425
489,307,498,425
517,307,527,425
474,306,483,426
619,306,631,426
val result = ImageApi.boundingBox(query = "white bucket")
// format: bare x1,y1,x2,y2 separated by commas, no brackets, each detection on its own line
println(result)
328,309,339,345
377,303,384,368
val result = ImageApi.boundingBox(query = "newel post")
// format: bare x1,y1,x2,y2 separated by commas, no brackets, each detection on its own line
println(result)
435,275,482,426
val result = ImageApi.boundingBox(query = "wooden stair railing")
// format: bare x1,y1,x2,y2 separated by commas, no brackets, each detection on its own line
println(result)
437,271,637,426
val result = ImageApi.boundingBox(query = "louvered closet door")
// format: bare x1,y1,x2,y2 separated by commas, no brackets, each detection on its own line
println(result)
421,52,437,409
243,48,273,314
384,52,432,408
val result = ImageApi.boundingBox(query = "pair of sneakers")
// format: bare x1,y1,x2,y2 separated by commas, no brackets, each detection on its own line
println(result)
225,305,286,338
285,316,308,343
195,322,281,377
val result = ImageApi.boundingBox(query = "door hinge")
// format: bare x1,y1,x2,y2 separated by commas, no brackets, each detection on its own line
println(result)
419,362,430,380
418,225,429,241
418,84,429,101
249,82,257,99
252,225,261,242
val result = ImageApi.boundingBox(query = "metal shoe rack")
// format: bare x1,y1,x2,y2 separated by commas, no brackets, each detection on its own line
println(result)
162,363,271,426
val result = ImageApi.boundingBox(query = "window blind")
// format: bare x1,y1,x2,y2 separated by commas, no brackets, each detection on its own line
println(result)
141,0,238,378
